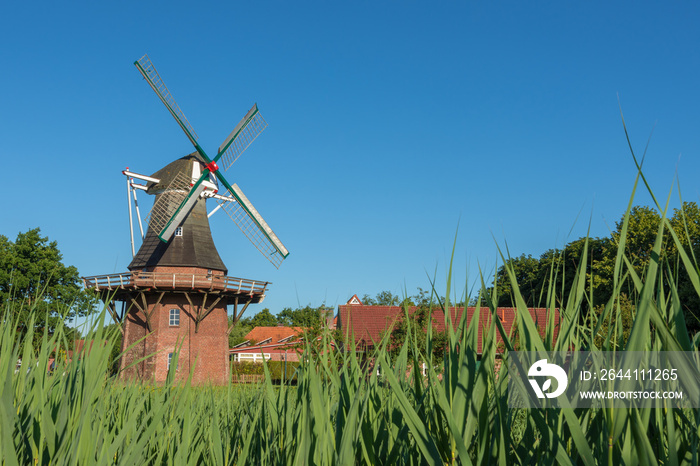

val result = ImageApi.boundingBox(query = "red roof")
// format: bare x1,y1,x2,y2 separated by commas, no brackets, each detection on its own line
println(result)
337,305,402,344
243,326,302,345
230,326,334,355
337,305,558,353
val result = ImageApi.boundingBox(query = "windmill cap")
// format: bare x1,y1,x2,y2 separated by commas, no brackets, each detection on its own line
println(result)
146,153,204,194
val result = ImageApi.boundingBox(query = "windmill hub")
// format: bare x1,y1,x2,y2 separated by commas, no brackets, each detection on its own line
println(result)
205,161,219,173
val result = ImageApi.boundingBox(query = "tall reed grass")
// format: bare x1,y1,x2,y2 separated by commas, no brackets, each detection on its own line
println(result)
2,131,699,464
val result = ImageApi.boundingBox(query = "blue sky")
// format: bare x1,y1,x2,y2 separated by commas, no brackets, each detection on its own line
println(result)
2,2,699,319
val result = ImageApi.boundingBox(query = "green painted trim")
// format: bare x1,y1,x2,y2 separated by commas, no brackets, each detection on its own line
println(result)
193,143,212,163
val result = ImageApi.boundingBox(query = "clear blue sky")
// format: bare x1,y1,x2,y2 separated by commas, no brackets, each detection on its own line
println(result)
2,2,699,320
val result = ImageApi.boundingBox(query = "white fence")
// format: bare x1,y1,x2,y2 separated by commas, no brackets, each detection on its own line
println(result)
232,353,271,363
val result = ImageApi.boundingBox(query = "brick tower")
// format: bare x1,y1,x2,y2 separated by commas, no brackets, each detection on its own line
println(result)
83,155,269,384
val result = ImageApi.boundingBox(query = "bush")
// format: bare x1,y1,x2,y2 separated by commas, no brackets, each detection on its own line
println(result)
231,360,300,383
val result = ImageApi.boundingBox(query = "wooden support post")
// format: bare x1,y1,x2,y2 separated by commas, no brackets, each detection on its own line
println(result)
189,292,221,334
227,299,252,335
105,301,124,334
199,296,223,324
129,295,147,330
236,300,251,323
184,292,195,317
184,292,199,332
227,298,238,335
119,301,126,321
131,291,164,332
140,292,151,330
153,291,165,312
146,292,165,331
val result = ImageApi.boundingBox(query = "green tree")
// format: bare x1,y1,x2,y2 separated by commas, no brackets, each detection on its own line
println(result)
361,290,401,306
249,308,278,327
277,305,335,358
228,309,275,347
492,254,542,307
228,318,253,347
590,293,635,350
360,294,376,306
375,291,400,306
667,202,700,332
487,204,700,336
228,305,333,348
0,228,97,347
277,305,328,327
385,288,450,361
386,302,447,362
492,237,613,312
103,323,123,376
614,206,663,272
608,204,700,333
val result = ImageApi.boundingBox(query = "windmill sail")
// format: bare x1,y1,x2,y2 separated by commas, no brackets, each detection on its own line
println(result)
134,54,289,267
134,54,199,146
217,104,268,171
216,184,288,268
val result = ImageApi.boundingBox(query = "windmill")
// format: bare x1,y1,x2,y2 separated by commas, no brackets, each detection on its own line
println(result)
126,54,288,268
81,55,289,384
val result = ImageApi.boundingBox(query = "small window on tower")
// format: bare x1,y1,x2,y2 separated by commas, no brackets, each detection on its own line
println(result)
167,353,174,370
169,308,180,326
175,227,183,237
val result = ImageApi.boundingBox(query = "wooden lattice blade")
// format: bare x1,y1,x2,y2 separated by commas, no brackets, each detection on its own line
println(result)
147,172,206,243
158,182,207,242
135,54,199,147
216,183,288,268
216,104,268,170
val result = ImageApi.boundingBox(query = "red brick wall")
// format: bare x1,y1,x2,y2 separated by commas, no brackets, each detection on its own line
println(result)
120,303,148,380
120,290,229,385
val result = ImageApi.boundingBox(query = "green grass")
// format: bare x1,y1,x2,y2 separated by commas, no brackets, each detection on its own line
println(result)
2,131,700,464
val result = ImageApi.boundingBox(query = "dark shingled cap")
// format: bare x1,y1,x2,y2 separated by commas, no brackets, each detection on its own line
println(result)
128,154,228,273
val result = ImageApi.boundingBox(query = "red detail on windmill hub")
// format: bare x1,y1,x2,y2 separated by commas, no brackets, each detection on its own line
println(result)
205,161,219,173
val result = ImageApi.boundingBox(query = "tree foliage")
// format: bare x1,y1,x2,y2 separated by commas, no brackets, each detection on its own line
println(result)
590,293,635,349
277,305,332,327
0,228,97,346
488,203,700,333
248,308,278,327
103,323,123,376
385,303,448,362
361,290,400,306
362,288,447,361
228,320,253,348
228,304,333,348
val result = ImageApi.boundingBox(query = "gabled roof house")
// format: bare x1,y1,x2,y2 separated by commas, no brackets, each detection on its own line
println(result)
230,326,303,362
337,296,558,354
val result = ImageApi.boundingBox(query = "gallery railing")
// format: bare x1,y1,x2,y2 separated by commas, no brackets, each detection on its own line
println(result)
82,272,268,295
